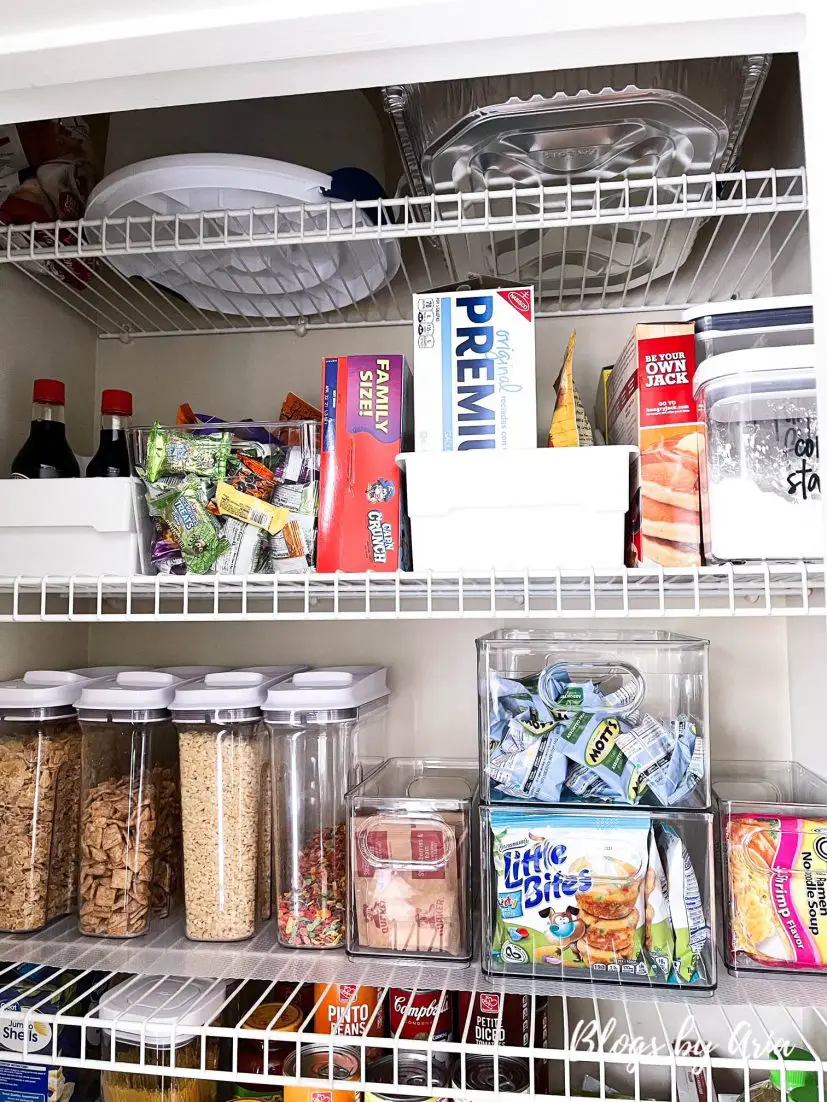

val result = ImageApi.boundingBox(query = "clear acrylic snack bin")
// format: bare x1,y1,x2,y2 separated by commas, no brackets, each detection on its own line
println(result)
683,296,813,366
694,344,820,562
713,760,827,976
477,630,709,809
128,420,319,575
265,667,390,950
481,805,716,990
346,757,477,963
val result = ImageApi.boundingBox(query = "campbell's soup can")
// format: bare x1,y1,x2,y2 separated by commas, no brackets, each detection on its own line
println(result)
388,989,453,1041
283,1044,360,1102
455,992,547,1047
314,984,384,1058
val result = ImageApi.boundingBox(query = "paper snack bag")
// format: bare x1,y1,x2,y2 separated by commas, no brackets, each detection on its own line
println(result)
607,324,702,567
353,812,465,956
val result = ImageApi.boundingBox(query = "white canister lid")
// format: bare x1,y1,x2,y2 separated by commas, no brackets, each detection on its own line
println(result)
263,666,389,715
692,343,816,397
98,976,225,1047
169,671,272,713
78,671,181,713
0,671,90,713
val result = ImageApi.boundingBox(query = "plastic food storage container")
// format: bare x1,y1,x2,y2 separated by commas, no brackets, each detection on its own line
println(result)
477,630,709,809
346,757,477,962
265,666,390,949
683,296,813,365
77,672,183,937
713,760,827,975
0,672,89,932
170,672,273,941
99,975,221,1102
128,420,319,575
481,805,716,989
694,344,820,562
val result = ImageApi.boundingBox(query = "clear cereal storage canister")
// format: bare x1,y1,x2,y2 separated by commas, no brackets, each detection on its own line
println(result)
265,667,390,950
693,344,820,561
77,672,183,938
477,629,709,809
714,760,827,975
0,671,89,932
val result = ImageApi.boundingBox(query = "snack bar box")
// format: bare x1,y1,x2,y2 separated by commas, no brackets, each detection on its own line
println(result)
607,323,702,568
412,286,537,451
317,355,412,572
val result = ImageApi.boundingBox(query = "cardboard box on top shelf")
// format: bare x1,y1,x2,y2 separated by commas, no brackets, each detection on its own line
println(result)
412,277,537,452
607,324,702,568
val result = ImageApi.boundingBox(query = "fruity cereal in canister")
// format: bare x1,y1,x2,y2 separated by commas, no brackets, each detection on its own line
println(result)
277,823,347,947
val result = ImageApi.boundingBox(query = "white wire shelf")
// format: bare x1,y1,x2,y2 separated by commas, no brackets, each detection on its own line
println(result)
0,960,826,1098
0,169,808,337
0,564,821,621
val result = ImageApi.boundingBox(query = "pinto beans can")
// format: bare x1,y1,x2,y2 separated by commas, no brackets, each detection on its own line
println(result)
387,989,453,1041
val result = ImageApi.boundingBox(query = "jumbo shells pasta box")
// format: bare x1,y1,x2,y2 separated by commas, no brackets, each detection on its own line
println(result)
412,286,537,451
317,355,412,571
608,324,702,567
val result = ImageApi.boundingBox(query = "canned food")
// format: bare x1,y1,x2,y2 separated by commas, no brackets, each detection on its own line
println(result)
314,984,384,1059
238,1002,304,1081
365,1053,449,1102
388,989,452,1041
452,1055,530,1095
455,992,547,1048
283,1044,360,1102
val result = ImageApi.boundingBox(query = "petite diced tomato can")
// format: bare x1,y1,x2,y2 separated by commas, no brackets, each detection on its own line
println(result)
455,991,547,1047
387,989,453,1041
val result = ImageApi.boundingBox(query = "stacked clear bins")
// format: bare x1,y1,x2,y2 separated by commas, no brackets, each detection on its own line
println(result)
346,758,478,962
713,760,827,975
476,629,716,989
264,667,390,950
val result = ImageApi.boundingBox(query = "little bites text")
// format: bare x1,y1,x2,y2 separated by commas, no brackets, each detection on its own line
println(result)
358,360,391,433
644,350,688,387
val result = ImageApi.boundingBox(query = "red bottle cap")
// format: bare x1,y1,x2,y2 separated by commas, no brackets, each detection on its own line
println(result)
101,389,133,416
32,378,65,406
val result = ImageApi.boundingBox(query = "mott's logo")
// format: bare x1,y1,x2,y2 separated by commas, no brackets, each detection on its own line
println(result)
479,994,500,1014
586,717,621,767
627,767,646,802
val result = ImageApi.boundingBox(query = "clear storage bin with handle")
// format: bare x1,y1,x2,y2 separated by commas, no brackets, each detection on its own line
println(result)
477,630,709,809
713,760,827,975
694,344,820,562
170,672,273,942
77,672,183,938
0,671,89,932
265,666,390,950
346,757,477,962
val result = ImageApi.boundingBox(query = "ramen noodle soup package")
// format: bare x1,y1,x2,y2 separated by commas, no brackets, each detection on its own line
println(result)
353,811,466,957
726,814,827,970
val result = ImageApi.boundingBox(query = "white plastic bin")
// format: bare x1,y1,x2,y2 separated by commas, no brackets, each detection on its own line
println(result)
0,478,139,575
683,296,813,366
397,447,634,571
694,344,820,562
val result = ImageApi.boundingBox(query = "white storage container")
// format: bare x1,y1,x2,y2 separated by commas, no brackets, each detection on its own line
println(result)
683,296,813,365
0,478,139,575
398,447,634,571
694,344,820,562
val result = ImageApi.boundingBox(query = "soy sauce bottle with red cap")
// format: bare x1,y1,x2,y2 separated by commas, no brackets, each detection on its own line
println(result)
86,389,133,478
11,378,80,478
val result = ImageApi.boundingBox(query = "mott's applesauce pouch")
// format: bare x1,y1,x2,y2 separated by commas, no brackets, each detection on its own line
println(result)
727,815,827,969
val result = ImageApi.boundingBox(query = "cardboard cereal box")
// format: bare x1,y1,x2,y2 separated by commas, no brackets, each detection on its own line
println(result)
608,324,702,567
317,355,412,572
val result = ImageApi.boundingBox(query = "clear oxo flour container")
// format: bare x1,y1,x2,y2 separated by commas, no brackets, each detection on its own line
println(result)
693,344,820,561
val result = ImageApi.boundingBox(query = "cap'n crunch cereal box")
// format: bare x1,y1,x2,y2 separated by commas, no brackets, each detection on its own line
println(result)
317,355,412,572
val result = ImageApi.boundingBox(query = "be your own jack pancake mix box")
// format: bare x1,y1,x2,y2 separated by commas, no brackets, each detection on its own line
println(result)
607,323,702,568
317,355,412,572
413,286,537,451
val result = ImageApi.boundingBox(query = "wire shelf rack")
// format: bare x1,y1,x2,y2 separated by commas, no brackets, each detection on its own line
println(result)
0,564,821,622
0,169,809,338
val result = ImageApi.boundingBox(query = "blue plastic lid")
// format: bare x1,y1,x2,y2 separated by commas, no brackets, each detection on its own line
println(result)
683,296,812,333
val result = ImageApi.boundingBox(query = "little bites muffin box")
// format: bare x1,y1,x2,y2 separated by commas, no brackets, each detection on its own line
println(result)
317,355,412,572
608,324,702,567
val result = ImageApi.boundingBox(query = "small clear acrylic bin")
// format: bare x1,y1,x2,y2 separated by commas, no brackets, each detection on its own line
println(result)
481,805,716,990
713,760,827,975
477,630,710,809
346,757,477,963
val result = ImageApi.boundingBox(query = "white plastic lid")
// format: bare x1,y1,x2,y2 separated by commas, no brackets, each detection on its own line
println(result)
169,671,272,713
78,672,181,713
0,671,90,712
682,294,812,322
98,976,224,1047
263,666,389,714
159,666,229,679
693,343,816,397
